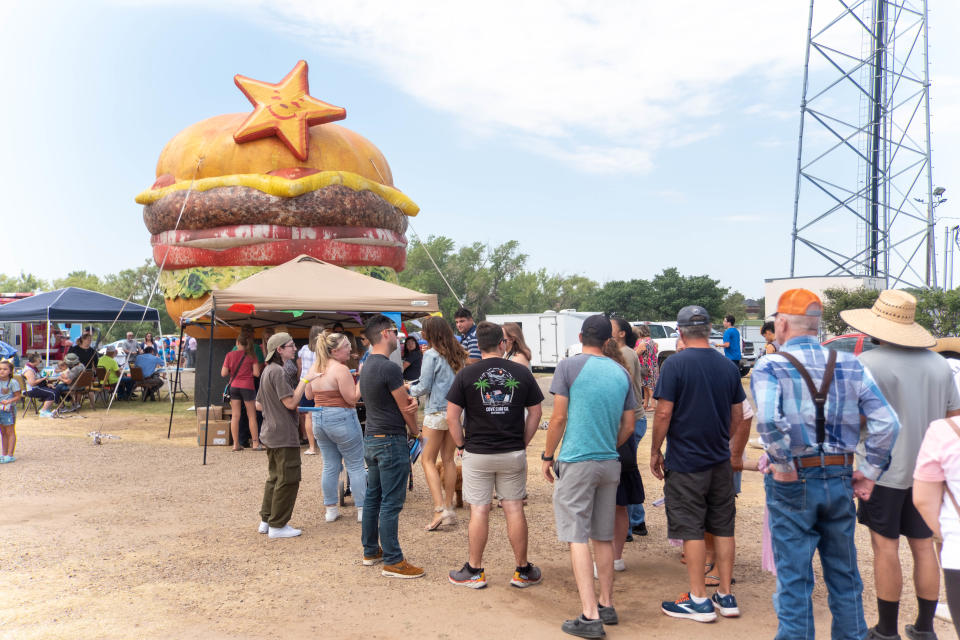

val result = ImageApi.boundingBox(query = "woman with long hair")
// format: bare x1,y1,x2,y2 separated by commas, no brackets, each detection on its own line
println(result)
306,332,364,522
297,325,323,455
221,334,262,452
408,316,467,530
142,332,157,354
634,324,659,411
401,335,422,381
601,333,645,574
502,322,532,369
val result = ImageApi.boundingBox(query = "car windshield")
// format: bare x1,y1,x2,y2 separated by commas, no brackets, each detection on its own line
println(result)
648,325,667,339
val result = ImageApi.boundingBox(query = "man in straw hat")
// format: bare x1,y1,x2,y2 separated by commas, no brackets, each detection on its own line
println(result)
842,290,960,640
256,332,320,539
751,288,900,640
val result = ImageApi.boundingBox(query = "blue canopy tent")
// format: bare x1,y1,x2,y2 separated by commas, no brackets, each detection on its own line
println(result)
0,287,161,365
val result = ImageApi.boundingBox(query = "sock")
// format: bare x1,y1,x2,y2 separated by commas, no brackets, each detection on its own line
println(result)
915,597,938,632
876,598,899,636
716,592,730,598
516,563,531,572
466,563,481,573
690,594,708,604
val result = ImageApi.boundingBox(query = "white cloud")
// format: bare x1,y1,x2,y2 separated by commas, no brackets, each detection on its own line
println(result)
214,1,812,174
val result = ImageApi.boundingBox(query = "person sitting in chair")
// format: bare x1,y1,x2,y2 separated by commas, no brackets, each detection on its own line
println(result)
134,347,165,397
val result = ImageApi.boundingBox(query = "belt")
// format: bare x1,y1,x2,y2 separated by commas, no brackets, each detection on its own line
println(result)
795,454,854,468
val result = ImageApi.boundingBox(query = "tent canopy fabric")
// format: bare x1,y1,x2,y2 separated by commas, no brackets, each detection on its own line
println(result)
0,287,161,323
181,255,439,328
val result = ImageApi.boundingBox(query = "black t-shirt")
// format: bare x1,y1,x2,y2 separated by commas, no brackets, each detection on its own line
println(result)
68,345,99,369
359,354,406,436
446,357,544,454
403,348,422,381
654,347,746,473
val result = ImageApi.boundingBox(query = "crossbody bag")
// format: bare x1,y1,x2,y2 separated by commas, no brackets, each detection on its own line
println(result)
222,353,248,405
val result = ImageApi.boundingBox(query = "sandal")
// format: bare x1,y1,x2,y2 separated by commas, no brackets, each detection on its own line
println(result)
441,508,457,526
251,444,266,451
425,508,444,532
304,450,318,456
232,447,242,452
705,574,735,587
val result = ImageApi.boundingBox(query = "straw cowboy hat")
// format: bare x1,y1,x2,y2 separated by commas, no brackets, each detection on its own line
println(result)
839,289,935,348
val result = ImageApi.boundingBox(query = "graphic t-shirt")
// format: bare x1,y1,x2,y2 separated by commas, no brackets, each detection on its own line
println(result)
722,327,741,361
0,378,21,408
359,354,407,436
654,347,746,473
446,357,544,454
550,354,637,463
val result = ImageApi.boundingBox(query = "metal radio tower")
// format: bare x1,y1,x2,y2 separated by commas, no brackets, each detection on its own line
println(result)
789,0,936,288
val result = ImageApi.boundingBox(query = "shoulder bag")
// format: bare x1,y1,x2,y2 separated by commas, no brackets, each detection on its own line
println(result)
222,353,248,406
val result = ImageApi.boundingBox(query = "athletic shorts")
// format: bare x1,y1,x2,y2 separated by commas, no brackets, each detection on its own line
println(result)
462,449,526,505
857,484,933,540
229,386,256,402
664,460,736,540
553,459,621,543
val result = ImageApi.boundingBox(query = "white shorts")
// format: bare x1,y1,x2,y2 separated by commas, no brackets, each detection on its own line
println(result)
423,411,448,431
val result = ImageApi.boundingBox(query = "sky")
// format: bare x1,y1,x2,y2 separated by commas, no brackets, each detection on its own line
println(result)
3,0,959,300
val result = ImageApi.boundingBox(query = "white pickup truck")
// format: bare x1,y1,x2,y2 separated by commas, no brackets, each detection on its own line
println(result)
563,321,678,367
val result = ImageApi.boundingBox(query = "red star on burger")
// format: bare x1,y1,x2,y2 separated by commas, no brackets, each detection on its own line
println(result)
232,60,346,161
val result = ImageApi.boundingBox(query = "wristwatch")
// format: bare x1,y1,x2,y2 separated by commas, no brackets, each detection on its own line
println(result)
541,452,554,461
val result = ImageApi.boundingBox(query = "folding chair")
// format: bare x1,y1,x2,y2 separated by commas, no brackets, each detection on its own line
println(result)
92,367,117,407
65,370,95,411
14,373,39,417
130,366,161,402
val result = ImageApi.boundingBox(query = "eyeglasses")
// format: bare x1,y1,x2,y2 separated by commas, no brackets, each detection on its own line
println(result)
283,343,296,349
385,328,398,334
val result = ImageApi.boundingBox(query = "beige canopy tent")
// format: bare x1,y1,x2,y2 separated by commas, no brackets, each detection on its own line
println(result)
181,254,439,328
174,255,439,463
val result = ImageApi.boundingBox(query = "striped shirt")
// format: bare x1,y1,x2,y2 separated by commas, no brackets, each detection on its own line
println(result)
750,335,899,480
460,324,481,360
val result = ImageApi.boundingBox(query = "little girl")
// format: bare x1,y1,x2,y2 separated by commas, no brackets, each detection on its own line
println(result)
0,360,21,463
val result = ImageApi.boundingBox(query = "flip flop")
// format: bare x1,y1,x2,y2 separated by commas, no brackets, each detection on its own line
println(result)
251,445,266,451
304,450,318,456
424,509,444,532
705,574,736,587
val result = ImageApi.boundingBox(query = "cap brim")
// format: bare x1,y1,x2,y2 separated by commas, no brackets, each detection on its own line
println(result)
839,309,936,348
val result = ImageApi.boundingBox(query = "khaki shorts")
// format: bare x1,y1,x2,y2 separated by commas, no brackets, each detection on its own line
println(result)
553,459,621,543
423,411,448,431
462,449,527,505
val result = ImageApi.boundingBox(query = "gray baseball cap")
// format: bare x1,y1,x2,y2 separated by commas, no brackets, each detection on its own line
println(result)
676,305,711,327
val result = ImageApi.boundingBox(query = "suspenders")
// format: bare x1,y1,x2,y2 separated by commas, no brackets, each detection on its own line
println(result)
777,350,837,447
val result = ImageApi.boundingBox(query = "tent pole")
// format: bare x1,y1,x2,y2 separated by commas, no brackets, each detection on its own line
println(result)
203,302,216,466
167,321,186,439
45,308,51,368
158,318,174,406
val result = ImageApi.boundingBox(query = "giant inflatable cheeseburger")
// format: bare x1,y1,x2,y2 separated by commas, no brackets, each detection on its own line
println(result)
135,61,418,326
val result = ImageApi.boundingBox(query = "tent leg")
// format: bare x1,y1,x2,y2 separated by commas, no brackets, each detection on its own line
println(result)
45,309,51,368
159,319,174,405
167,321,186,439
203,307,216,466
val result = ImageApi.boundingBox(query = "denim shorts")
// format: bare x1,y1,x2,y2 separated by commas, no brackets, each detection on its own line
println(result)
0,408,15,426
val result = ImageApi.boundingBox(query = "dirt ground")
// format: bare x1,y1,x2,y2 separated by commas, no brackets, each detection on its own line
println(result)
2,382,958,639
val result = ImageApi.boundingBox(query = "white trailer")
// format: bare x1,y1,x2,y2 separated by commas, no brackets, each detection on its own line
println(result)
485,309,597,370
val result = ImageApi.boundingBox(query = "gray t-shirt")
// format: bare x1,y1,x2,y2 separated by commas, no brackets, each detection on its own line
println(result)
121,339,139,357
256,362,299,448
359,354,406,436
859,346,960,489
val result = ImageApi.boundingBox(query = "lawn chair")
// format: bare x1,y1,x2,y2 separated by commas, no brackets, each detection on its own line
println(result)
130,366,162,402
14,372,39,417
92,367,117,407
64,370,95,411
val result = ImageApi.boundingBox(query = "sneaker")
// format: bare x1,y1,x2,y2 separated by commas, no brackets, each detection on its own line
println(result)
560,615,605,638
625,533,634,542
510,563,542,588
267,524,302,539
356,507,363,522
711,592,740,618
38,410,54,418
362,548,383,566
867,627,902,640
325,506,340,522
598,604,619,625
613,559,626,572
0,455,14,464
449,562,486,588
904,625,935,640
257,521,269,534
632,522,648,536
661,592,717,622
382,559,425,579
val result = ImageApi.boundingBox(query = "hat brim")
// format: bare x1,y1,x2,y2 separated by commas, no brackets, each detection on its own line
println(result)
839,308,936,348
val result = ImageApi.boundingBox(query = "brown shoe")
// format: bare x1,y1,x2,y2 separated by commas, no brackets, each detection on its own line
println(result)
362,548,383,566
382,559,425,579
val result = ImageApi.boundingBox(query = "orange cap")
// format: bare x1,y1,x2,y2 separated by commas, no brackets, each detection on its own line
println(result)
775,288,822,317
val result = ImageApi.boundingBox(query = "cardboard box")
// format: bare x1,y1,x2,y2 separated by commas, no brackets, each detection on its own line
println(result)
196,405,223,423
197,419,231,446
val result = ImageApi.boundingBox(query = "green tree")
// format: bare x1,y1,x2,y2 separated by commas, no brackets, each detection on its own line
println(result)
53,270,103,291
821,287,881,335
589,279,656,318
912,288,960,337
648,268,728,321
720,291,748,323
0,272,49,292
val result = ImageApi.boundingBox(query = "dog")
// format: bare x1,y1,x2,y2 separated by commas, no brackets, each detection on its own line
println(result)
435,460,464,508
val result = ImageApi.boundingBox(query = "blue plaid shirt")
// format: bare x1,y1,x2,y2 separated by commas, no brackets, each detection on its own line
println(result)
750,335,899,480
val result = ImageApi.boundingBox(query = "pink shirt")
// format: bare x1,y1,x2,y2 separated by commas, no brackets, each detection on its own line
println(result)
914,418,960,569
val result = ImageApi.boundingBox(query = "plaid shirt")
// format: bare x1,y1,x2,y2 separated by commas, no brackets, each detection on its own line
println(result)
750,335,899,480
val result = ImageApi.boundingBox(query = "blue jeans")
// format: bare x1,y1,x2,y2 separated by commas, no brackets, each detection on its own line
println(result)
628,415,647,526
361,434,410,565
311,407,366,508
765,464,866,640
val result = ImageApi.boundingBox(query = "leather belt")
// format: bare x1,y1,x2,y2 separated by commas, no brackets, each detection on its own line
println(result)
795,454,854,468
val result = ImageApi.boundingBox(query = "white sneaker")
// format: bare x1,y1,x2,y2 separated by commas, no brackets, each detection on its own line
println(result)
268,524,302,539
257,521,269,534
38,410,54,418
614,558,626,572
356,507,363,522
325,506,340,522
